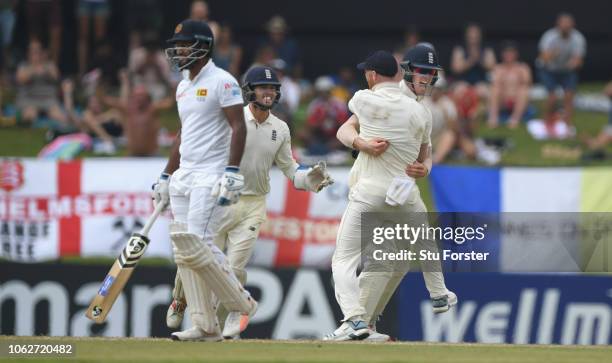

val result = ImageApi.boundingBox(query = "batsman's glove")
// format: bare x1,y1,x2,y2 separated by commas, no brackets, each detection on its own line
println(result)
151,172,171,211
293,161,334,193
211,166,244,206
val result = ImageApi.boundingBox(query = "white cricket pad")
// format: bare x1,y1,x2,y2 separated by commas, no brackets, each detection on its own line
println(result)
171,232,255,313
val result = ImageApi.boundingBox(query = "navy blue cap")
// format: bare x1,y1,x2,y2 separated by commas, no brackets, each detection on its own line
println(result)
357,50,398,77
167,19,214,45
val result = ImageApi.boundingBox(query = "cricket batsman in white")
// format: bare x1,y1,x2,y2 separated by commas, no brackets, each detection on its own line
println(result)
165,65,334,338
151,19,256,341
325,47,456,342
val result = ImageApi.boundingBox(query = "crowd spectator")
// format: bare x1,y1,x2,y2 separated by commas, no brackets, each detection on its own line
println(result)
125,0,163,50
537,12,586,125
393,26,420,62
582,81,612,151
26,0,62,64
15,39,67,126
331,66,359,103
86,39,123,89
271,58,300,114
77,0,110,76
0,0,16,69
487,42,533,128
61,79,122,154
103,70,173,156
190,0,219,38
259,15,301,76
128,32,175,101
300,76,348,155
213,23,242,77
450,23,496,93
422,78,476,163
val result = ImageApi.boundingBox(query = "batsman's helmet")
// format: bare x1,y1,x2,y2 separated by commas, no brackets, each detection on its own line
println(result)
242,66,281,109
400,42,443,86
165,19,214,71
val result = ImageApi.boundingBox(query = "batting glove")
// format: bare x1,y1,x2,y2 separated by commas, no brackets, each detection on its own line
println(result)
151,172,171,211
211,166,244,206
293,161,334,193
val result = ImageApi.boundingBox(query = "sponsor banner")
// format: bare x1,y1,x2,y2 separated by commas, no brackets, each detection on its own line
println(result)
0,262,400,339
0,159,349,267
398,272,612,345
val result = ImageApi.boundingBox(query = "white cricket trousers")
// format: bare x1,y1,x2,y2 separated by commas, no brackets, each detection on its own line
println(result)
332,182,448,322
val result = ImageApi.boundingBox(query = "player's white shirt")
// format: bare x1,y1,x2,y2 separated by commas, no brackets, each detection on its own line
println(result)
348,81,432,194
176,60,243,173
240,105,299,196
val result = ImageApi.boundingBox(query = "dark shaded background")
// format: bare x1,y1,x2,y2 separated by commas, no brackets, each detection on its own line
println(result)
12,0,612,81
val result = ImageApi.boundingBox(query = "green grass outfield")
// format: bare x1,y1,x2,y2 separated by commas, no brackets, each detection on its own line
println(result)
1,336,611,363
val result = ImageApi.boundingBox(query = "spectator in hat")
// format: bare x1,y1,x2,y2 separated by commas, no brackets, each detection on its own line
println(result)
487,41,534,128
259,15,301,75
301,76,348,155
537,12,586,125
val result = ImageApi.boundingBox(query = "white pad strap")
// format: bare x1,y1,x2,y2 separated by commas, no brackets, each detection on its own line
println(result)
171,232,254,313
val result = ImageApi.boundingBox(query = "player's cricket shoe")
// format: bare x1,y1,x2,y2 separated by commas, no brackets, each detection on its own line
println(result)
322,320,370,341
170,326,223,342
166,299,187,329
431,291,458,314
365,324,392,342
222,299,258,338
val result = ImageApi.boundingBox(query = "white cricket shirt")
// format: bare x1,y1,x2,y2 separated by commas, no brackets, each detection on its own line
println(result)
348,81,432,194
240,105,298,196
176,60,244,172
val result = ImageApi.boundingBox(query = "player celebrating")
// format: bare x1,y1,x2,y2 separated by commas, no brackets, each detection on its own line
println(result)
332,45,457,342
166,65,334,338
152,19,256,342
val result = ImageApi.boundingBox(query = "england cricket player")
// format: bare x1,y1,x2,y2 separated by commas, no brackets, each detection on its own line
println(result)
151,19,257,342
362,43,458,341
166,65,334,338
325,49,455,342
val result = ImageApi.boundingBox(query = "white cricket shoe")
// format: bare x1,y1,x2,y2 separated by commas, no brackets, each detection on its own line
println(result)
170,326,222,342
322,320,370,341
222,299,258,338
431,291,458,314
365,324,391,342
166,299,187,329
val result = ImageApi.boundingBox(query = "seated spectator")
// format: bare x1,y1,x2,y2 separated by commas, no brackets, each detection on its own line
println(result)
582,81,612,151
128,32,176,101
331,66,359,103
260,15,301,76
61,79,122,154
15,39,68,126
103,70,173,156
422,78,476,163
487,42,534,128
451,23,496,89
537,12,586,125
300,76,348,155
213,23,242,77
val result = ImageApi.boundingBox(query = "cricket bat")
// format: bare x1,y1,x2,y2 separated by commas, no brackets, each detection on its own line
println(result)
86,202,165,323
